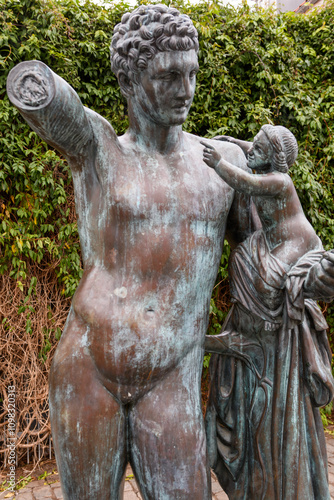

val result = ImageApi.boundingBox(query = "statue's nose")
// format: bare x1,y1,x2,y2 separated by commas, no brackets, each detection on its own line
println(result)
247,146,253,158
177,76,192,100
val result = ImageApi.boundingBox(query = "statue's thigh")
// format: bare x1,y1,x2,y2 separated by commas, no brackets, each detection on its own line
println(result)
129,349,211,500
49,311,127,500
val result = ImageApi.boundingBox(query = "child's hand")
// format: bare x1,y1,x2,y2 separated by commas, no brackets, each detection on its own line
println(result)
200,141,221,169
214,135,234,143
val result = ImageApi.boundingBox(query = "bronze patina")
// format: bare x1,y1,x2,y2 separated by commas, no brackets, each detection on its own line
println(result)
6,5,334,499
203,129,334,499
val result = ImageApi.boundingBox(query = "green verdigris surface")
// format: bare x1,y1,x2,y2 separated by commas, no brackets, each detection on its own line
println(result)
4,0,334,494
6,5,250,497
1,0,334,344
203,125,334,499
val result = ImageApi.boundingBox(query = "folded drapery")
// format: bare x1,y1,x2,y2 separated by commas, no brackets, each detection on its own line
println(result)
205,230,334,500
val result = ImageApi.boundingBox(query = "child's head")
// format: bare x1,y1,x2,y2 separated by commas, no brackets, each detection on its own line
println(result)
260,125,298,173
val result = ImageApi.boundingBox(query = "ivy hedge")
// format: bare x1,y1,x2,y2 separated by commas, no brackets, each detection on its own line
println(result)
1,0,334,347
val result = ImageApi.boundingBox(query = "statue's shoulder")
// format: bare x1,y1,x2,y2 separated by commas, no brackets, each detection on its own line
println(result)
213,138,247,167
84,107,119,148
184,132,247,169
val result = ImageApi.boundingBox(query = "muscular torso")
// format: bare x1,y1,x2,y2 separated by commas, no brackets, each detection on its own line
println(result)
65,110,240,401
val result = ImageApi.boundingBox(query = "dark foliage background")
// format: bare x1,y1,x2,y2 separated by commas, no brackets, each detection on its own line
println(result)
1,0,334,468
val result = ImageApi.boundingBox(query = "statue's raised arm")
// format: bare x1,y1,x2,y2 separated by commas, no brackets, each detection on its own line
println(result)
7,60,94,162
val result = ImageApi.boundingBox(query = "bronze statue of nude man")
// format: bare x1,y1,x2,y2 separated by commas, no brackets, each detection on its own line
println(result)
6,4,334,499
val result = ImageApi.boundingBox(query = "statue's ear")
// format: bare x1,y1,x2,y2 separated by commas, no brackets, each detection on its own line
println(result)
118,71,134,98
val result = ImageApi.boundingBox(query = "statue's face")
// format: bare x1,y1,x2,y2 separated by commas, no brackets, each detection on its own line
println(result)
247,130,273,171
131,49,199,127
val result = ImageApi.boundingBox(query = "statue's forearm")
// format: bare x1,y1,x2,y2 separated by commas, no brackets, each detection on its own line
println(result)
234,138,253,154
214,136,252,156
216,158,270,197
7,60,93,160
215,159,255,194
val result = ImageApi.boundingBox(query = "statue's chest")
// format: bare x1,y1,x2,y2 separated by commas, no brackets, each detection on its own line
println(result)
103,154,233,226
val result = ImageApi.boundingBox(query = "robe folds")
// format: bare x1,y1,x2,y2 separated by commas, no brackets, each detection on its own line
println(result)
205,230,334,500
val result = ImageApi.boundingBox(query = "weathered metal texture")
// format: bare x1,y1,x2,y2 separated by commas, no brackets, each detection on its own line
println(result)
6,5,334,499
6,6,250,497
204,130,334,499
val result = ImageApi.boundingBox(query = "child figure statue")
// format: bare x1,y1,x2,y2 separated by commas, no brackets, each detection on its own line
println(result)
202,125,334,500
202,125,320,269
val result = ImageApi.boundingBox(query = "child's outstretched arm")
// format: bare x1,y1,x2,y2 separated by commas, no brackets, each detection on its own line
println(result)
201,141,288,197
214,136,252,156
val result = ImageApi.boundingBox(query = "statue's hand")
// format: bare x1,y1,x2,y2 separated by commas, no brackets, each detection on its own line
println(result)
304,251,334,302
200,141,221,169
214,135,234,142
214,136,253,157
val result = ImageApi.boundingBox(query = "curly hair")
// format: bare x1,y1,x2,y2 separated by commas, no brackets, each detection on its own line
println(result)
261,124,298,173
110,4,199,84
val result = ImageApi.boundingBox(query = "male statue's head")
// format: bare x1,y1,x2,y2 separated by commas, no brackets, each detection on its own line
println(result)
110,4,199,127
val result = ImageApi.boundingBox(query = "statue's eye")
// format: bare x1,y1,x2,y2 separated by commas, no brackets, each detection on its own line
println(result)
160,72,177,81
